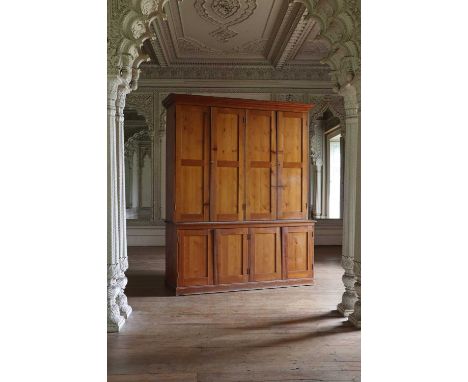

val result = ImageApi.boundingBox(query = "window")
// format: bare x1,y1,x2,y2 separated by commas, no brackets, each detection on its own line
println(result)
325,129,342,218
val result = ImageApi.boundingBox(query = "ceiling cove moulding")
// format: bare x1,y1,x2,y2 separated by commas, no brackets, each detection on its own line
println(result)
139,64,332,81
144,0,332,68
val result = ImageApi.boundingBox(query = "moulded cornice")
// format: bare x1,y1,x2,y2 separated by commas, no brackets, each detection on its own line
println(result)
137,78,333,90
139,64,331,81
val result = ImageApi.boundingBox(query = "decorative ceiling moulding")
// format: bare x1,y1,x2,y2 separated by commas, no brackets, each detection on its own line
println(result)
146,0,328,68
267,0,309,68
108,0,360,94
194,0,258,42
138,80,334,92
139,64,331,80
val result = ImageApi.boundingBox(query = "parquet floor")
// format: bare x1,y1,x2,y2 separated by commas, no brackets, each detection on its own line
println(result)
108,246,360,382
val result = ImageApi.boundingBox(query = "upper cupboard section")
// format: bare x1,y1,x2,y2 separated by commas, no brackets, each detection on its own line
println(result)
164,94,313,223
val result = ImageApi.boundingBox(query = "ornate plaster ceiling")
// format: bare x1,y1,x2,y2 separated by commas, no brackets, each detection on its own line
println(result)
145,0,332,69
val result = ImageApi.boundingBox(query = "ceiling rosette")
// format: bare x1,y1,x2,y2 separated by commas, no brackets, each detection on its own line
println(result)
194,0,257,42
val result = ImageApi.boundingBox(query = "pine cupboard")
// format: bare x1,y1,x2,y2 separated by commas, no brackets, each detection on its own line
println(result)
164,94,315,295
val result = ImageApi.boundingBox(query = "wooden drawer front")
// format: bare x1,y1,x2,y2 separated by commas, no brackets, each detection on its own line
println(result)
210,107,245,222
214,228,249,285
178,229,213,287
175,104,210,222
283,226,314,279
250,227,282,282
245,109,277,220
277,111,308,220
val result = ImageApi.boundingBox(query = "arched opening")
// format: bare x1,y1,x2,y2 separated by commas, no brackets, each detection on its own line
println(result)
107,0,360,357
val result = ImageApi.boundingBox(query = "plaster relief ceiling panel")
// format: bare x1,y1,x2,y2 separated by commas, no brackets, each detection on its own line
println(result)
289,22,332,64
148,0,331,68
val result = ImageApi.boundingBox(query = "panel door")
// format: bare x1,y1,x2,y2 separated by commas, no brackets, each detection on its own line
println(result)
210,107,245,221
249,227,282,282
282,226,314,279
277,111,308,219
245,110,277,220
178,229,213,287
214,228,249,284
175,104,210,222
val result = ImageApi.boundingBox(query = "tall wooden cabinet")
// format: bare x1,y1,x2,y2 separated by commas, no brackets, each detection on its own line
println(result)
164,94,315,295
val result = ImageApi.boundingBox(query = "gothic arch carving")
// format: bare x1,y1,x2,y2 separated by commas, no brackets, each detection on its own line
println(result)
124,129,151,155
296,0,361,96
125,93,154,132
309,95,345,123
108,0,181,94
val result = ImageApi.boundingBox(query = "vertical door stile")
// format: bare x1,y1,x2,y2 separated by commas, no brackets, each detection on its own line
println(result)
204,109,210,221
210,107,217,222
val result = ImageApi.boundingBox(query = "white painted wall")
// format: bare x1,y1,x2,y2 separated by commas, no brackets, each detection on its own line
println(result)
126,225,165,246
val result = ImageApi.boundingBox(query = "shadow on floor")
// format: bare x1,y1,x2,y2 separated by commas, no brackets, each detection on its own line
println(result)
125,271,174,297
237,310,343,330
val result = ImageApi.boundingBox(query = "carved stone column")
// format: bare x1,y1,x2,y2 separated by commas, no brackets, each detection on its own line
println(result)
107,77,132,332
337,84,360,318
124,151,133,209
348,245,361,328
348,89,361,328
115,87,132,320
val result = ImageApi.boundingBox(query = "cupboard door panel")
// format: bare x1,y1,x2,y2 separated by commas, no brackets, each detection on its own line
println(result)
250,227,281,282
175,105,210,221
283,226,314,279
215,228,249,284
211,107,245,221
245,110,277,220
178,229,213,287
277,111,308,219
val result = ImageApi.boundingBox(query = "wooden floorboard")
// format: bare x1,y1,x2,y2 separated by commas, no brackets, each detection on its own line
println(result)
108,245,360,382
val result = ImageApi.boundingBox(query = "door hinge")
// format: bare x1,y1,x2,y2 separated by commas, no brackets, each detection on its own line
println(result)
247,233,252,240
246,268,250,275
242,116,246,124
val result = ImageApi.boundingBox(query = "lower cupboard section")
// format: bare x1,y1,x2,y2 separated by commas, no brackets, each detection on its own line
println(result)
165,222,314,295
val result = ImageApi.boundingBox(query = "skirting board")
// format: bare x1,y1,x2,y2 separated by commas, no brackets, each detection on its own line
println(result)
126,220,342,246
126,225,165,246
